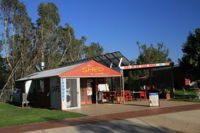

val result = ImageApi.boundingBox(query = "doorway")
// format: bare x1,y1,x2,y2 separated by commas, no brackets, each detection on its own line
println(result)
61,78,80,110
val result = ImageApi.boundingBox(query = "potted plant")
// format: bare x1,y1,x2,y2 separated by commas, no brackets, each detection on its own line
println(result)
116,88,122,104
165,89,171,100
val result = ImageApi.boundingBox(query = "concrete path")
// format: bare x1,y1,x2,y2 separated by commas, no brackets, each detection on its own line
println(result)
27,109,200,133
69,100,194,116
0,103,200,133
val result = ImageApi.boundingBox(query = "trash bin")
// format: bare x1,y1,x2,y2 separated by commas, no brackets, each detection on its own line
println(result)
149,92,160,107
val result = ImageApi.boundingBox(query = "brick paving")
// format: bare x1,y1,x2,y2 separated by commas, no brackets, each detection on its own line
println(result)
0,104,200,133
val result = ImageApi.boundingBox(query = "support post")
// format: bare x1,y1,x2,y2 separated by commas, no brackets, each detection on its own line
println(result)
170,63,175,98
120,69,125,104
95,78,98,104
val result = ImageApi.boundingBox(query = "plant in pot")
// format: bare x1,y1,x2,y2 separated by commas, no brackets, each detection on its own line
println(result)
165,89,171,100
116,88,122,103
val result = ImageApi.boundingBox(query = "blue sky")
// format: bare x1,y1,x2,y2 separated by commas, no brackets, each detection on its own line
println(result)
22,0,200,63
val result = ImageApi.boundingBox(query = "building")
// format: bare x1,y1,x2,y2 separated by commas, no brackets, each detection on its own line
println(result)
16,52,129,110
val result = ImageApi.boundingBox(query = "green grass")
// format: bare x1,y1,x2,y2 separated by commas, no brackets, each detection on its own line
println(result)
171,90,200,103
0,103,86,127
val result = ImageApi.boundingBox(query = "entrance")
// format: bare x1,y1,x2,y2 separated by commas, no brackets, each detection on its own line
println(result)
66,79,78,107
36,78,50,108
61,78,80,110
80,78,106,104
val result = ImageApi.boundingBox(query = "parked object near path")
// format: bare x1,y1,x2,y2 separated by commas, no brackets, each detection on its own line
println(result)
12,89,29,107
149,92,160,107
197,89,200,99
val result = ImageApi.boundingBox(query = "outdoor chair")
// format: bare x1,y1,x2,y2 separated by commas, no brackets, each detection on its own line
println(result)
140,91,147,100
124,90,133,101
22,93,29,107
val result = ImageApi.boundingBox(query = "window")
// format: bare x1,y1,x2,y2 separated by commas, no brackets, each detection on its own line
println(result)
36,79,45,92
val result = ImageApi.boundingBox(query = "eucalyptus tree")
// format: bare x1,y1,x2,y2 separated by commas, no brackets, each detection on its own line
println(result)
9,2,32,77
84,42,104,58
57,24,87,65
0,0,19,70
0,0,33,92
36,2,60,68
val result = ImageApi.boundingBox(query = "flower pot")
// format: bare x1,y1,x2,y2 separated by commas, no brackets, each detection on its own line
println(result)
116,96,123,104
166,93,170,100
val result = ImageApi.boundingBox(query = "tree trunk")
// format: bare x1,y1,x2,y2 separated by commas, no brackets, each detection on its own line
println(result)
0,57,21,99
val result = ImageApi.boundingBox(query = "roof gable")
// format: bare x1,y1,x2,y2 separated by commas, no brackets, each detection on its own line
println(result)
59,60,122,77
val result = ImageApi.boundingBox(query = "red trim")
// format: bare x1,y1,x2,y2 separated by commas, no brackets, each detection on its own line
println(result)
59,60,122,77
121,62,171,70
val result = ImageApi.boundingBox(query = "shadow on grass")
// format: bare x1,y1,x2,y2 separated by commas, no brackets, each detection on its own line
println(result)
175,94,196,99
76,119,182,133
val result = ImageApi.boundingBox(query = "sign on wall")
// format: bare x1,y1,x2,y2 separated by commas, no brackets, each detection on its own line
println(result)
61,78,66,103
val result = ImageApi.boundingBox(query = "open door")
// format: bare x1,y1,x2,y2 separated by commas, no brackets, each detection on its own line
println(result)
61,78,80,110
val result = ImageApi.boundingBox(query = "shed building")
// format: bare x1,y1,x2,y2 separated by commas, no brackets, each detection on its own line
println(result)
16,60,123,110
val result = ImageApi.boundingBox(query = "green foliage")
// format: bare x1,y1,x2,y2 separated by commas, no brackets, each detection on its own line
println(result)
136,42,171,64
180,28,200,80
0,103,86,127
125,42,171,90
0,0,105,93
37,2,60,29
84,42,104,58
135,42,171,77
171,90,200,103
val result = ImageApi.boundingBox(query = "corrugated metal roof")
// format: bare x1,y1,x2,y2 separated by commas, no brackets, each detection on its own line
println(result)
16,63,83,81
61,51,130,68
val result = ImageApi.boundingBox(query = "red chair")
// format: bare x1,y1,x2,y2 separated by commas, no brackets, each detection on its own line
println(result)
124,90,133,101
140,91,147,100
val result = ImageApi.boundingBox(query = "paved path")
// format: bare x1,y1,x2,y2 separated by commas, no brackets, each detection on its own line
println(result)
27,109,200,133
0,104,200,133
69,100,194,116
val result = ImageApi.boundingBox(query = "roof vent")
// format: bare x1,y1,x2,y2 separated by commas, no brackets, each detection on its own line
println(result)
40,62,45,71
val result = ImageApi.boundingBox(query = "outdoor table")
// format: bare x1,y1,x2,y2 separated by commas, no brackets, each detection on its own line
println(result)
132,91,141,100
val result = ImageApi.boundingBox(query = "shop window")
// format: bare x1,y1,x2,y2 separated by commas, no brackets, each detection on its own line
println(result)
36,80,45,92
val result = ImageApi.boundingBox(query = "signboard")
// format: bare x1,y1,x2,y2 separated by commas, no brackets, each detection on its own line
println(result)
149,93,159,107
98,84,109,91
59,60,122,77
61,78,66,102
121,62,171,70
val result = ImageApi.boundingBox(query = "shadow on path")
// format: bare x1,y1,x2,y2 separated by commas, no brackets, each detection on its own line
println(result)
76,119,182,133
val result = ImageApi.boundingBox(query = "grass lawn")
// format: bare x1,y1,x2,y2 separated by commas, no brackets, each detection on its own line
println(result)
171,90,200,102
0,103,86,127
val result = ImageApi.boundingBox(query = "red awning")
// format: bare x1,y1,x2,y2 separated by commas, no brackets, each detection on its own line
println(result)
59,60,122,77
121,62,171,70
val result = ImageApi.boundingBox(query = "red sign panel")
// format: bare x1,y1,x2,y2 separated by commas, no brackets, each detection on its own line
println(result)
59,60,122,77
121,62,171,70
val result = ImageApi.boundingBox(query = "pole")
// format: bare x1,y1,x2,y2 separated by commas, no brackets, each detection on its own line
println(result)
95,78,98,104
120,69,125,104
170,63,175,98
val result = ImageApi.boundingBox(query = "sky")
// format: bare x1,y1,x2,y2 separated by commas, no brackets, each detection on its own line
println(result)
21,0,200,63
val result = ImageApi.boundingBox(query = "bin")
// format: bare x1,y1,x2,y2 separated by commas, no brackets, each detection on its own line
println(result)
149,92,160,107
